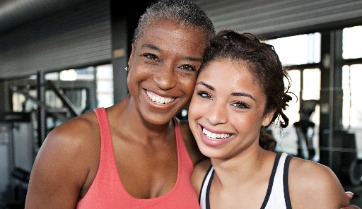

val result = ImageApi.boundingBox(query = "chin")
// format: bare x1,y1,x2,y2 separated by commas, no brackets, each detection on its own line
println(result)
147,116,173,126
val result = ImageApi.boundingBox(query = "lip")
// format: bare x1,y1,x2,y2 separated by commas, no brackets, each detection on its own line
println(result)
198,125,234,147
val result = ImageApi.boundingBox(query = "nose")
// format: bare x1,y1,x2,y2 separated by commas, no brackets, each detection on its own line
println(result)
153,66,177,91
206,101,228,126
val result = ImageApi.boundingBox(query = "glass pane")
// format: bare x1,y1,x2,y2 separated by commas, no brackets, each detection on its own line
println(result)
302,69,320,161
43,64,114,132
9,76,38,113
45,67,96,114
273,70,300,155
96,64,114,108
265,33,321,65
286,70,301,123
343,64,362,159
342,64,362,129
302,68,320,100
343,25,362,59
4,76,39,151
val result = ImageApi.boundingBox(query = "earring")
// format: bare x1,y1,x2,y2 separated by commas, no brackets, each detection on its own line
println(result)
124,67,128,71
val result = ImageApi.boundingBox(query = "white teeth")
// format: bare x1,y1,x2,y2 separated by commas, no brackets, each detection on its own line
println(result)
202,128,231,140
146,91,175,104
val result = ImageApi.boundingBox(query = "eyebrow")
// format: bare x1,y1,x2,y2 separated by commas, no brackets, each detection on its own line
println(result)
141,44,203,62
196,81,214,90
141,44,160,51
196,81,256,101
231,92,256,102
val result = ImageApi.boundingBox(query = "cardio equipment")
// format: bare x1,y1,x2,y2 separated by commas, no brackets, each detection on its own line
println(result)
293,99,319,160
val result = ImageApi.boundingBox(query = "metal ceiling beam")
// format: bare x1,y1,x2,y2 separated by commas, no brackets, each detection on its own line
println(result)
0,0,87,32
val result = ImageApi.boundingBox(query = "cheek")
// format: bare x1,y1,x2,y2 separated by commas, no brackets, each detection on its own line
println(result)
188,95,201,120
187,97,201,135
176,77,196,105
232,115,263,135
126,70,140,89
126,71,134,90
179,76,197,95
127,67,139,82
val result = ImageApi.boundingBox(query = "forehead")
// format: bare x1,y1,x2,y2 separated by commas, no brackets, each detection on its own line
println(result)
134,19,208,56
199,59,252,77
198,59,262,92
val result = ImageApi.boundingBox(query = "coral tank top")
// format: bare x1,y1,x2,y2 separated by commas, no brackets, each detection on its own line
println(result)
77,107,200,209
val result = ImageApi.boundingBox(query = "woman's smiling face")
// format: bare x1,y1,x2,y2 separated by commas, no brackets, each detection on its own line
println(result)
188,58,274,159
126,19,207,126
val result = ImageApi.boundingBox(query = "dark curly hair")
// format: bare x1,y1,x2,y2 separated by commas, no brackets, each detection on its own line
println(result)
200,30,293,150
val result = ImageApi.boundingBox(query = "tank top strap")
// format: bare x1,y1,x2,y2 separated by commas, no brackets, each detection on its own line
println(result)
172,117,199,207
94,107,112,153
173,117,181,141
93,107,118,178
173,117,184,159
199,166,214,209
172,117,193,171
262,152,292,209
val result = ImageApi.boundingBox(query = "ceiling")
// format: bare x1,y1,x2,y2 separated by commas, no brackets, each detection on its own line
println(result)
1,0,362,37
0,0,88,33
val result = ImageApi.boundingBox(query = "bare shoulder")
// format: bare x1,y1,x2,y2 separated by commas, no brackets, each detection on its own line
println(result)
288,157,350,208
191,159,211,196
26,111,100,209
47,111,99,142
40,110,101,178
42,111,99,157
193,158,212,175
179,119,205,165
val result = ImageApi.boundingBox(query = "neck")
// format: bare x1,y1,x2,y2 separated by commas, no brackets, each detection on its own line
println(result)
112,96,174,144
211,148,270,189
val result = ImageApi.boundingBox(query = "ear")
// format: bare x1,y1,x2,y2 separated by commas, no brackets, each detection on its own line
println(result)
262,109,276,127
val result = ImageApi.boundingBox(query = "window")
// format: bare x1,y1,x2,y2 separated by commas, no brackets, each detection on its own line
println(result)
265,34,321,160
342,64,362,129
342,25,362,130
343,26,362,59
266,33,321,65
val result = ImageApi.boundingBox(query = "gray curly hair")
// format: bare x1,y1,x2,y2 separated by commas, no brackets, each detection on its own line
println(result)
132,0,215,44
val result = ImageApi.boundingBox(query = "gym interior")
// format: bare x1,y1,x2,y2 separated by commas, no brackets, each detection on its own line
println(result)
0,0,362,208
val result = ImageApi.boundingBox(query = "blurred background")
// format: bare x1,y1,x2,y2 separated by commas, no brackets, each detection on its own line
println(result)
0,0,362,208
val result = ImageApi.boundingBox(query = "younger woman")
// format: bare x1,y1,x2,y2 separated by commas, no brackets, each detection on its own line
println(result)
189,30,351,209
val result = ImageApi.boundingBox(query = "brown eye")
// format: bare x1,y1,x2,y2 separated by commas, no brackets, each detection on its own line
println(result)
232,101,249,109
197,91,211,99
142,53,160,62
180,64,197,72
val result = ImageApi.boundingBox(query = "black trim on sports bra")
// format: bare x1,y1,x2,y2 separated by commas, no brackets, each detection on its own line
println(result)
283,154,293,209
260,152,283,208
199,165,213,204
201,152,292,209
205,170,214,209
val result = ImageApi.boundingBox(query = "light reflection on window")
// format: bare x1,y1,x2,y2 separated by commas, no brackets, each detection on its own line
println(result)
342,64,362,129
273,69,300,155
302,69,320,101
343,26,362,59
265,33,321,65
96,64,114,108
41,64,114,130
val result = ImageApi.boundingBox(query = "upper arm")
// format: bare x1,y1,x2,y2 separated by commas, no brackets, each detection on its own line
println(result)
289,158,350,208
25,115,99,209
191,159,211,197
